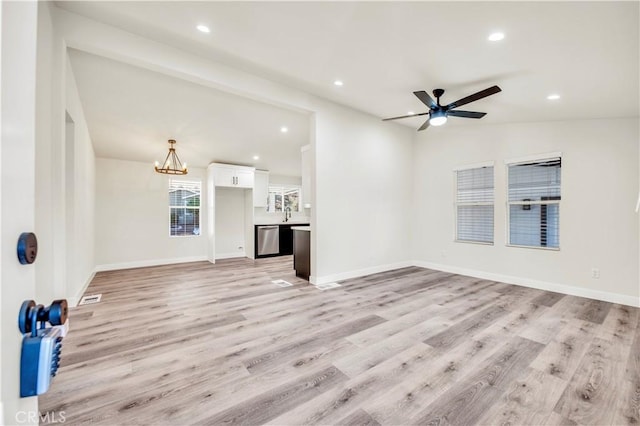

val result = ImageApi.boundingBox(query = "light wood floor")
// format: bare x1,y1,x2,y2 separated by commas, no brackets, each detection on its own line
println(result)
40,257,640,425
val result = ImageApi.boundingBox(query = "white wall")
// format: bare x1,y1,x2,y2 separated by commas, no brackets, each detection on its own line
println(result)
64,56,96,305
1,1,39,422
269,174,302,185
0,2,97,422
35,0,56,305
215,187,247,258
412,118,639,305
313,104,414,283
95,158,207,270
53,7,638,306
34,2,96,307
52,7,416,283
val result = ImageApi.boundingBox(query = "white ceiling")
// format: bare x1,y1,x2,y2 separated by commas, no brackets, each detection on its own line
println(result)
68,49,310,176
60,1,638,170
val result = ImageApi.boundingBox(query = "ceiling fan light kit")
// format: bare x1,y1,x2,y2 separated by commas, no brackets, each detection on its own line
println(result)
154,139,188,175
429,110,447,126
383,85,502,131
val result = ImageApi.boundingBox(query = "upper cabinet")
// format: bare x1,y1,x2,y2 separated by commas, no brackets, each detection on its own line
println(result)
253,170,269,207
301,145,311,208
210,163,255,188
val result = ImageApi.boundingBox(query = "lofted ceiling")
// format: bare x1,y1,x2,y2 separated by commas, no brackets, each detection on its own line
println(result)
68,49,310,176
60,1,638,171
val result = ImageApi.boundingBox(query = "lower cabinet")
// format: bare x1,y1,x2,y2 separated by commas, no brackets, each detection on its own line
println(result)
293,229,310,280
279,225,294,255
254,223,309,258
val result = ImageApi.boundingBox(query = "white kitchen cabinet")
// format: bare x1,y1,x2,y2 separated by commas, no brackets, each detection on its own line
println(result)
235,169,254,188
301,145,311,208
253,170,269,207
211,163,255,188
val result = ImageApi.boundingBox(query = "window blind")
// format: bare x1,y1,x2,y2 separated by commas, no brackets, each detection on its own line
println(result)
507,158,561,248
169,180,201,236
455,166,494,243
508,158,561,202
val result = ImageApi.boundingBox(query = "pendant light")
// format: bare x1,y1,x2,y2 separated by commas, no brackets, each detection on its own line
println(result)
154,139,187,175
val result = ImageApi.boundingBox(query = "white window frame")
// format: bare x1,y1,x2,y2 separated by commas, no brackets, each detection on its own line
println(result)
505,152,562,250
453,161,495,245
168,179,201,238
266,185,302,214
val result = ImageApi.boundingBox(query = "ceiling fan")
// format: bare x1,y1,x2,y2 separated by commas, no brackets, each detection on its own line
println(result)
383,85,502,131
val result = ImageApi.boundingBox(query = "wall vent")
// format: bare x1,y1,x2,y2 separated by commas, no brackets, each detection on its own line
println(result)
79,294,102,305
315,282,341,290
271,279,293,287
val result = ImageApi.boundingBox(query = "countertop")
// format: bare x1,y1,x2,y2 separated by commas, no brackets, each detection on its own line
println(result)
291,226,310,232
254,221,310,226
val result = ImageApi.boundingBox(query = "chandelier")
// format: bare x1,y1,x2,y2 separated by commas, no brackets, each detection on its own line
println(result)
154,139,187,175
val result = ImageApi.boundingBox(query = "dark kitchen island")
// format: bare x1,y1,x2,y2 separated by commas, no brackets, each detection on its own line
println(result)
292,226,310,280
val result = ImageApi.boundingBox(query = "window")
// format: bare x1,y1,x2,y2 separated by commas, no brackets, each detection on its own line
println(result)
507,157,561,248
267,186,301,213
455,165,494,244
169,180,201,236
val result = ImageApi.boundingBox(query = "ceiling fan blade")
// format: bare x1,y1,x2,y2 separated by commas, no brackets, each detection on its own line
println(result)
446,85,501,109
447,110,487,119
413,91,437,109
382,112,429,121
417,119,430,131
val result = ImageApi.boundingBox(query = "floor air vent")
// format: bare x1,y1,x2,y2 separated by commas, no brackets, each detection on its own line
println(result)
315,282,341,290
272,279,293,287
79,294,102,305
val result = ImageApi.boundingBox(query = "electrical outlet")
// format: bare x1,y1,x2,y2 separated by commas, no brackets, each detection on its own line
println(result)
591,268,600,279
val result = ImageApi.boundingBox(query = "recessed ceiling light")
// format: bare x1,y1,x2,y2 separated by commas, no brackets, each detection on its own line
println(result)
488,32,505,41
334,80,344,86
197,25,210,33
547,94,561,100
253,155,260,160
408,111,415,115
280,126,288,133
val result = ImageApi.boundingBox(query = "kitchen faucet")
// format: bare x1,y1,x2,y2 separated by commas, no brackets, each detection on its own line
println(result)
283,206,291,222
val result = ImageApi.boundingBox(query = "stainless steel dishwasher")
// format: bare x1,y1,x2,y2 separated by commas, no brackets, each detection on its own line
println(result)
257,225,279,256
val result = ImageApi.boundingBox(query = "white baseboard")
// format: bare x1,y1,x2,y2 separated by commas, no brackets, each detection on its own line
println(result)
309,259,639,307
95,256,208,272
310,260,414,286
413,260,640,308
69,270,96,308
94,255,639,308
215,252,246,260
